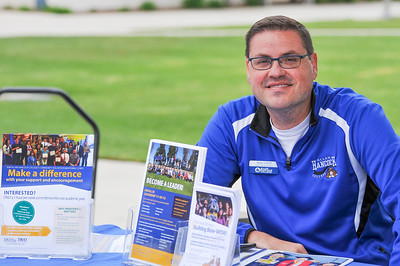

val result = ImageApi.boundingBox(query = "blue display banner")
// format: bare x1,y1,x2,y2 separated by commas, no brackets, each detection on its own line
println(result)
1,165,93,191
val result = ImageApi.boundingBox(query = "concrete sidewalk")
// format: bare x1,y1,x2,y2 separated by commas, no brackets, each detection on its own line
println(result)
94,159,145,228
1,2,400,38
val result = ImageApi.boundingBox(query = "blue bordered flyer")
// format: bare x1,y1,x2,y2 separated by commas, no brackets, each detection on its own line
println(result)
128,139,207,265
0,133,95,259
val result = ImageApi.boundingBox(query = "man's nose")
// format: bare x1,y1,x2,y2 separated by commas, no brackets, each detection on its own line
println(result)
268,60,286,77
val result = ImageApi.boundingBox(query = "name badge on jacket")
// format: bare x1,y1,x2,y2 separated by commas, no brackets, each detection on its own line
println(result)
249,160,278,175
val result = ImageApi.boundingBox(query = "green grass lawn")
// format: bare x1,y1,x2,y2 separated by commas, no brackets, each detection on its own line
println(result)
1,21,399,161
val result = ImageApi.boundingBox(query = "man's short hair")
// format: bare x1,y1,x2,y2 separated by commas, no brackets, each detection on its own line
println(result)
245,15,314,58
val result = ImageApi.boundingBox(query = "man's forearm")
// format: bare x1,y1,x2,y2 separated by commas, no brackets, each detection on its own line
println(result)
248,230,308,254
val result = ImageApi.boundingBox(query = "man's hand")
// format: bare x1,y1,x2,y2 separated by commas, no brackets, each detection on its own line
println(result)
248,230,308,254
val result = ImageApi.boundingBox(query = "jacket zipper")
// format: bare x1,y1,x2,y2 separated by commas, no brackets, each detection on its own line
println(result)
253,131,293,171
267,134,292,171
286,156,291,171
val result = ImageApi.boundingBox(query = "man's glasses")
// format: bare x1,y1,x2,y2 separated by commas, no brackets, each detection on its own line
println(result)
248,53,312,70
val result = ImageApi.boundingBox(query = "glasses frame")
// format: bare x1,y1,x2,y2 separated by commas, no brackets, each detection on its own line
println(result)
248,52,313,71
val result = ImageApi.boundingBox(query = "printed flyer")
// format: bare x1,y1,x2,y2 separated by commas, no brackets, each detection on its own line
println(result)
241,249,353,266
176,182,241,266
129,139,207,266
0,133,95,259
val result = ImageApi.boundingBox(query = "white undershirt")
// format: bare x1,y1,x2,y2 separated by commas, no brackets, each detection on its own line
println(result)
270,112,311,157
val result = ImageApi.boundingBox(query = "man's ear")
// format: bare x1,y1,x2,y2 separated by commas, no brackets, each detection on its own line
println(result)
246,58,251,83
311,52,318,80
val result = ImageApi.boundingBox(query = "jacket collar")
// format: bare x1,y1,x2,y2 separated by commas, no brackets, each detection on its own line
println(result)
250,90,318,138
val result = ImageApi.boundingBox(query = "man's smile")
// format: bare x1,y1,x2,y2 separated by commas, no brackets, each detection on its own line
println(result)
267,84,291,88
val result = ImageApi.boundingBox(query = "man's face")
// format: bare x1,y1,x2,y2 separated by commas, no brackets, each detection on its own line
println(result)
246,30,318,114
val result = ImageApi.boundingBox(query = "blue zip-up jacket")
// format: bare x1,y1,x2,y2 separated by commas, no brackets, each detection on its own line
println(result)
197,82,400,265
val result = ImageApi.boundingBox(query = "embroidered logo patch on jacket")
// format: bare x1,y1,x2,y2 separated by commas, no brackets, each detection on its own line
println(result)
311,156,338,179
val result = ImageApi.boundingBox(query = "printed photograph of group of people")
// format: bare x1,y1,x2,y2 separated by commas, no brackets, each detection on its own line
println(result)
2,133,94,167
145,142,200,196
195,191,233,227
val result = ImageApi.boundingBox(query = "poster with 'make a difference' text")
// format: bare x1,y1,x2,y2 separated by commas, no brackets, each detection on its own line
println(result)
0,133,94,259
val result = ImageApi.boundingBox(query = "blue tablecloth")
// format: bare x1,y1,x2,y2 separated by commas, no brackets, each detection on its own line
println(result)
0,225,378,266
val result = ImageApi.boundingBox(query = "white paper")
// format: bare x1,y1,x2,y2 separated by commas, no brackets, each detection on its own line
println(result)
178,182,241,266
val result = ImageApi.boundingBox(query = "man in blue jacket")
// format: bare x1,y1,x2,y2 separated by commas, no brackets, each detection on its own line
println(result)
197,15,400,265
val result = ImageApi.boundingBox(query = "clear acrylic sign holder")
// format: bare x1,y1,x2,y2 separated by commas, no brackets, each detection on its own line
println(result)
0,87,99,260
122,207,241,265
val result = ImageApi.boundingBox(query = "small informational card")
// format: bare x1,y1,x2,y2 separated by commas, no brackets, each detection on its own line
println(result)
176,182,241,266
129,139,207,266
241,249,353,266
0,133,95,259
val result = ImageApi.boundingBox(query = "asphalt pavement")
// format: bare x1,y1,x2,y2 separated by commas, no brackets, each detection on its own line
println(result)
2,2,400,228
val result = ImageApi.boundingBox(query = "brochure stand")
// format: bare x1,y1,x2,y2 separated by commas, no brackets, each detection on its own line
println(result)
0,201,95,260
171,222,241,266
0,87,99,260
122,207,241,266
123,207,173,265
123,207,165,265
